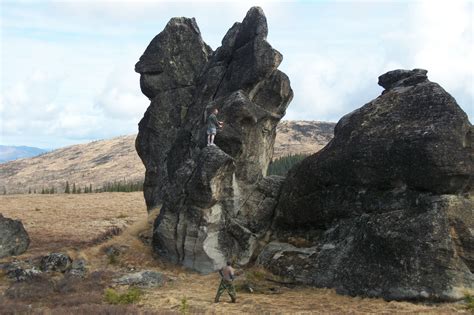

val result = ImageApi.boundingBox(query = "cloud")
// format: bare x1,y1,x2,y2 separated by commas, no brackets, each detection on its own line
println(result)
0,70,63,139
282,0,473,122
94,66,148,121
411,0,473,105
1,0,472,148
283,51,401,121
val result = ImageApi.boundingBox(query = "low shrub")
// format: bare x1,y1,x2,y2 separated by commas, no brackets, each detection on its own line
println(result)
104,287,142,305
465,293,474,310
180,296,189,314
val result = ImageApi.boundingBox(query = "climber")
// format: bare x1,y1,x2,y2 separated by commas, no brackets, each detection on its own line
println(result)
214,261,236,303
207,108,224,146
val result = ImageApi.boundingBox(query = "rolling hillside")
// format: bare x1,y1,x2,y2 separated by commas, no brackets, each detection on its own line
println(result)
0,121,335,194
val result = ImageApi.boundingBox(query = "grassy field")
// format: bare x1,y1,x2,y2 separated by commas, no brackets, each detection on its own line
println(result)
0,193,469,314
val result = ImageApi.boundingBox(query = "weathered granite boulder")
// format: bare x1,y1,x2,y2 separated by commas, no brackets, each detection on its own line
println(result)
265,69,473,301
2,260,41,282
136,7,292,272
0,214,30,258
39,253,72,272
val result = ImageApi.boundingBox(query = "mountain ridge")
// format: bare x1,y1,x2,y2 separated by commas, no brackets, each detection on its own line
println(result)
0,145,48,163
0,120,335,194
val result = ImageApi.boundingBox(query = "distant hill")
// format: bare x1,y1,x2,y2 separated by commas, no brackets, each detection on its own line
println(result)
0,145,47,163
0,121,335,194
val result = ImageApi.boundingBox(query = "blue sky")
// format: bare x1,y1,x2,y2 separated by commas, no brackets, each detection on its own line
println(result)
1,0,472,149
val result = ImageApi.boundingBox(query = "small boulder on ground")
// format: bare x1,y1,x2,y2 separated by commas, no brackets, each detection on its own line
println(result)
114,270,166,287
2,260,41,282
0,214,30,258
66,259,87,278
39,253,72,272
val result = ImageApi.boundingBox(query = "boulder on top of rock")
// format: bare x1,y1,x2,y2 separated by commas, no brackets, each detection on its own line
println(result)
267,69,473,301
136,7,292,273
0,214,30,258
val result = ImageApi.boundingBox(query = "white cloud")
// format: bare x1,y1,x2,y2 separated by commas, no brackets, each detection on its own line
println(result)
283,51,392,121
1,70,62,123
282,0,473,122
94,66,148,121
411,0,473,103
1,0,472,148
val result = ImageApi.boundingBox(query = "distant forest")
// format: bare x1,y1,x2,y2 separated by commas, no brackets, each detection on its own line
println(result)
267,154,309,176
9,180,144,195
2,156,311,195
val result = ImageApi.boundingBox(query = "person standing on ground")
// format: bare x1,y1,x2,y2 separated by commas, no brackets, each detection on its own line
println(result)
207,108,223,146
214,261,236,303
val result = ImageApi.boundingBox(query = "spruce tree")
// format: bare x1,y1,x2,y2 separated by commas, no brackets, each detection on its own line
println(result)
72,183,76,194
65,181,70,194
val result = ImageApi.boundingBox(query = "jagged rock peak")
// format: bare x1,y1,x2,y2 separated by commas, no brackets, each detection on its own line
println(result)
135,7,292,273
378,68,428,90
234,6,268,48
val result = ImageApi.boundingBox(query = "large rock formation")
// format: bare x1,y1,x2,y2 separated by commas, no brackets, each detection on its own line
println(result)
135,7,292,272
0,214,30,258
264,69,473,301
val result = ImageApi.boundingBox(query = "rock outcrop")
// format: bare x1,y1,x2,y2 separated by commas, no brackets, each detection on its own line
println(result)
264,69,473,301
0,214,30,258
135,7,292,272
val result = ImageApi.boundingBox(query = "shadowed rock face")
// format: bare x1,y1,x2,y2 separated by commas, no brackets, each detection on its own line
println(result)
266,69,473,301
0,214,30,258
135,7,293,272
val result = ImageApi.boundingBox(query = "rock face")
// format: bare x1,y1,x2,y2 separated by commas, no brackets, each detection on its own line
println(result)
135,7,292,272
0,214,30,258
265,69,473,301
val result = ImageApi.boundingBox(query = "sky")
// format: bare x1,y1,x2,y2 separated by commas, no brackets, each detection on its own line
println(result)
0,0,472,149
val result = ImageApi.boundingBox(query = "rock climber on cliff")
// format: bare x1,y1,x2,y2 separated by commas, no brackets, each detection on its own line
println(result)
214,261,236,303
207,107,224,146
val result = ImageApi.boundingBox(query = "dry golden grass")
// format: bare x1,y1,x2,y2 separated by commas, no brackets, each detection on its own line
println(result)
0,193,469,314
0,192,145,257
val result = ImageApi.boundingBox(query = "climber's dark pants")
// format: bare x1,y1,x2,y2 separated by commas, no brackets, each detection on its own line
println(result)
215,279,236,302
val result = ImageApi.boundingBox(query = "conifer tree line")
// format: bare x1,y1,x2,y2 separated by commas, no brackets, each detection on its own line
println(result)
19,180,144,195
267,153,309,176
